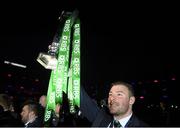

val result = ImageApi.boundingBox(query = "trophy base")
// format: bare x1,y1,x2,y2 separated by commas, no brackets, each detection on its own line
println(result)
37,52,57,70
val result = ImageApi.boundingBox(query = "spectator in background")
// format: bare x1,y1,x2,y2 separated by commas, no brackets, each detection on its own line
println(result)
0,93,23,126
39,95,47,108
38,95,60,126
38,95,46,125
0,93,12,111
20,100,43,127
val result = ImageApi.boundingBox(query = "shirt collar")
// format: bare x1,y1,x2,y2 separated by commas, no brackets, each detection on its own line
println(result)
108,113,133,128
25,116,37,126
118,113,132,127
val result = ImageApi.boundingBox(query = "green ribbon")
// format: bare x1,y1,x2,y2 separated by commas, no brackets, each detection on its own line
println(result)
68,18,81,113
68,18,80,113
44,71,56,126
44,10,81,126
55,17,72,104
72,18,81,108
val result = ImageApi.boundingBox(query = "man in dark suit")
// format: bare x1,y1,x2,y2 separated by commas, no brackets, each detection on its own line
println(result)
20,100,43,127
80,81,149,127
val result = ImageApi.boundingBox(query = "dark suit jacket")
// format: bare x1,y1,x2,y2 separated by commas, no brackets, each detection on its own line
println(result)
93,111,149,127
26,117,43,127
80,86,149,127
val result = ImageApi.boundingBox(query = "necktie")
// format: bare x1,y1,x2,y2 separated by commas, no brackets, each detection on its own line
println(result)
113,120,122,128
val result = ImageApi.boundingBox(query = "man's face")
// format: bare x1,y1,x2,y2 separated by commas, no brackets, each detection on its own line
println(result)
21,105,30,124
108,85,133,116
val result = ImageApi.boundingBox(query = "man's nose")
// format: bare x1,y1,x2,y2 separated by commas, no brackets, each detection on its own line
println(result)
109,95,115,101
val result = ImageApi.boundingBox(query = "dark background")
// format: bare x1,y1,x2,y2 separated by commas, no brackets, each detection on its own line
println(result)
0,1,179,126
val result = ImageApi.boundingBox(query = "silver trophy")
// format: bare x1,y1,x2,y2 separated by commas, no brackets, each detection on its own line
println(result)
37,10,77,70
37,42,59,70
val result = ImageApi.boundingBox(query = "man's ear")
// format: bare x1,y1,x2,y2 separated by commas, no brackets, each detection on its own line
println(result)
129,96,135,105
29,111,35,119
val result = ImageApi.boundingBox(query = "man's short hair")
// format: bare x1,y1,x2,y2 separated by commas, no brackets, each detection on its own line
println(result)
22,100,40,116
110,81,135,97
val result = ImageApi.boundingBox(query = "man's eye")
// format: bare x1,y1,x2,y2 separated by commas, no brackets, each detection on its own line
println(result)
117,93,122,96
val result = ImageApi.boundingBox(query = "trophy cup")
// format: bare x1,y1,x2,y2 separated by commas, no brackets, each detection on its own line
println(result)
37,41,59,70
37,10,77,70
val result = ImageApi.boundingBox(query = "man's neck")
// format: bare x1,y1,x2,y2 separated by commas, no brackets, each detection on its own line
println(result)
114,111,133,120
